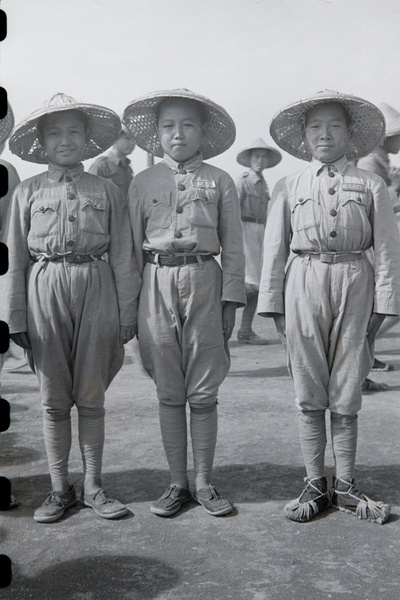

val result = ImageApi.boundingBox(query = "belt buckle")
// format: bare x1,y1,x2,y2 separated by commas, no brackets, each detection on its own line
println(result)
320,253,334,264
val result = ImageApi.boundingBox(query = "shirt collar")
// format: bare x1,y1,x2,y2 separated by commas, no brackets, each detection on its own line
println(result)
48,162,85,183
109,150,131,167
162,151,203,173
248,169,265,183
311,156,349,177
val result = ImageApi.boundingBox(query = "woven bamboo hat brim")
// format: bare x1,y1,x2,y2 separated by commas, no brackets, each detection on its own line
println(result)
0,102,15,145
236,138,281,168
9,93,121,164
379,103,400,138
269,90,385,162
123,88,236,159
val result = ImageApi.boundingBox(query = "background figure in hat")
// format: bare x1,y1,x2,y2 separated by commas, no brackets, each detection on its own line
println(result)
258,90,400,524
88,126,136,198
358,103,400,222
235,138,281,344
356,103,400,379
1,94,141,523
124,89,245,517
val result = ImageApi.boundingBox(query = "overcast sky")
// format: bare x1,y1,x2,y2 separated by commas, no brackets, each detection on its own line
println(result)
1,0,400,187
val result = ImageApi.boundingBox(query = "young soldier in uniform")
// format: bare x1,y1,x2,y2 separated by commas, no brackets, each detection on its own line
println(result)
258,90,400,524
1,94,141,523
235,139,281,344
124,89,245,517
88,126,136,198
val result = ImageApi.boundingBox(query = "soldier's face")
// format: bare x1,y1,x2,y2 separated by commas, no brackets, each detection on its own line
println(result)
41,111,87,167
304,103,351,163
250,149,270,173
157,99,203,162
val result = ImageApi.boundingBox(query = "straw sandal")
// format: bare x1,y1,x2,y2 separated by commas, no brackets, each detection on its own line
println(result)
284,477,330,522
331,477,390,524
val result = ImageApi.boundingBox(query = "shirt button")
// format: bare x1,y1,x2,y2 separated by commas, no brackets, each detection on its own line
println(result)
328,188,336,195
328,170,335,178
177,183,186,191
176,206,183,214
329,231,337,238
174,231,183,239
65,175,72,182
68,215,76,222
67,193,76,200
67,240,75,247
330,209,337,217
39,206,45,212
153,199,158,204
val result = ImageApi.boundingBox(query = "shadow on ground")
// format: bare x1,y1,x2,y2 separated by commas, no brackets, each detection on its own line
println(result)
7,555,179,600
7,463,400,511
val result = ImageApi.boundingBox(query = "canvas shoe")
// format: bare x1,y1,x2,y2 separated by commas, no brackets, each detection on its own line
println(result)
193,485,233,516
82,489,128,519
34,486,76,523
150,485,192,517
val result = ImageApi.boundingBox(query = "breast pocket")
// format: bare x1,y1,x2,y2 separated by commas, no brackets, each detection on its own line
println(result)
341,195,370,232
80,194,108,234
189,189,219,229
144,195,172,231
291,196,321,232
31,199,60,237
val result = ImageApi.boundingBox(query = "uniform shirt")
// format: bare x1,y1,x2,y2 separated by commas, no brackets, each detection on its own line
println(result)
357,146,400,213
235,169,270,225
0,158,20,231
89,151,134,198
1,163,141,333
128,152,246,305
258,157,400,316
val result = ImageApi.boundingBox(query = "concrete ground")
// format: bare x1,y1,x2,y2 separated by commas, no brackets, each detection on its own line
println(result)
1,314,399,600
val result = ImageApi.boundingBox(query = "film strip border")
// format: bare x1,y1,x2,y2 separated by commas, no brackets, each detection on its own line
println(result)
0,6,14,590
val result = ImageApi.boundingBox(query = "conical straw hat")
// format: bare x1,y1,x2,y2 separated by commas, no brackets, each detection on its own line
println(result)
0,102,15,145
379,103,400,138
9,93,121,164
270,90,385,162
236,138,281,168
123,88,236,159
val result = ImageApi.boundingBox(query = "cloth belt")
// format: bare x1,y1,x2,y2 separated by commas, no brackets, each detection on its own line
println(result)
32,253,103,264
241,216,262,224
296,252,363,264
145,252,214,267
